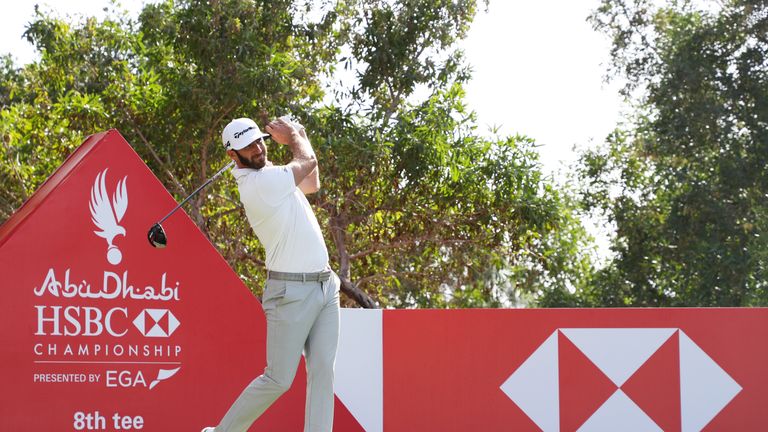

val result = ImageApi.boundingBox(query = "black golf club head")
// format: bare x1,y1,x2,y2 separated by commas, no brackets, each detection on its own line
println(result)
148,223,167,248
146,161,235,250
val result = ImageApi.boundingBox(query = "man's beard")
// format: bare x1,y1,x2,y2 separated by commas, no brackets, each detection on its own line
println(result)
235,149,266,170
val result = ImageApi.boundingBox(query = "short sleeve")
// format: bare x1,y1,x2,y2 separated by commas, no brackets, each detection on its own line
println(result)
250,165,296,206
256,165,296,205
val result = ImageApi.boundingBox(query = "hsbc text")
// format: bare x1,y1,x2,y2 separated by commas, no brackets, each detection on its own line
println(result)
35,306,128,337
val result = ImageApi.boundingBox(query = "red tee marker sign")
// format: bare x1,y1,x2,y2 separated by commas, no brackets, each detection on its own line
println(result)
0,130,280,430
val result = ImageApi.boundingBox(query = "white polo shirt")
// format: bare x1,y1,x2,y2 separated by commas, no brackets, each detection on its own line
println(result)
232,165,329,273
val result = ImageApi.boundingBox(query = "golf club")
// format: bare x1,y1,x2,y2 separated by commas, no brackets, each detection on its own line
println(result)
148,160,236,248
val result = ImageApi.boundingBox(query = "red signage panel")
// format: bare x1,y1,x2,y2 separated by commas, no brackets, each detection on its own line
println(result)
0,130,288,430
383,308,768,431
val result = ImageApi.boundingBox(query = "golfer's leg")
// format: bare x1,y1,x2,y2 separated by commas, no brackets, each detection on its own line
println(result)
216,281,315,432
303,274,341,432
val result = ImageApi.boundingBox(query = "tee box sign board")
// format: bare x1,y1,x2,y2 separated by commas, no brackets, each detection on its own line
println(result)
0,130,362,431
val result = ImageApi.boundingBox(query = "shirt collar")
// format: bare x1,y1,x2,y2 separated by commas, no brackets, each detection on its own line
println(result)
231,166,257,181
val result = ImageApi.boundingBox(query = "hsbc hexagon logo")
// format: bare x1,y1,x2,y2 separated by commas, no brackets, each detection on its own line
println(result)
500,328,742,432
133,309,180,337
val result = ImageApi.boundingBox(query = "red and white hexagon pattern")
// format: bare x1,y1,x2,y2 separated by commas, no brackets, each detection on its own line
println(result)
1,130,766,431
333,309,768,431
500,328,741,431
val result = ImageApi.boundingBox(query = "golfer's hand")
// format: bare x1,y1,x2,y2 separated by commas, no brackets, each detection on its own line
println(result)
265,117,301,146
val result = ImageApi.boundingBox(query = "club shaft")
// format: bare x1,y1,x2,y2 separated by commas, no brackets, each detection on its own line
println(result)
156,161,235,225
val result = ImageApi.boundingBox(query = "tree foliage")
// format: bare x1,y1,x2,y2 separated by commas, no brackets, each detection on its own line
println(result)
567,0,768,306
1,0,594,308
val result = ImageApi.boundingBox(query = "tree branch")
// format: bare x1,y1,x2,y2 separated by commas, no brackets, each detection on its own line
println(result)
0,190,14,220
0,183,21,205
2,138,28,202
340,277,377,308
355,270,426,287
349,235,472,261
217,192,242,207
124,109,188,197
198,102,236,194
329,210,376,308
330,213,351,277
192,137,210,232
206,206,242,221
233,247,266,267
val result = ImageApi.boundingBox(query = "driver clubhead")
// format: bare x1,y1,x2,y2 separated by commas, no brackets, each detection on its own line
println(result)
147,223,167,248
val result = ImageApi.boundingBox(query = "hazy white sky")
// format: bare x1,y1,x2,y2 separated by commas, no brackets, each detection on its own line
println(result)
461,0,625,178
1,0,624,179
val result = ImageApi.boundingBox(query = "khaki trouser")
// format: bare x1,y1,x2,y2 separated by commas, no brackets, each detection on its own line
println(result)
215,271,341,432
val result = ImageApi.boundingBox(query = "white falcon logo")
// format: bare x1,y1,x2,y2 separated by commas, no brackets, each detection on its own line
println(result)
89,169,128,265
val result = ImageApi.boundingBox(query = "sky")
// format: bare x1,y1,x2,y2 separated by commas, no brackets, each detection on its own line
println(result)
461,0,625,178
1,0,623,254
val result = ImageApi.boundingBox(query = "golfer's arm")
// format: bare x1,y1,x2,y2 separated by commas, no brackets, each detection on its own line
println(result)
298,166,320,194
286,132,317,187
295,129,319,194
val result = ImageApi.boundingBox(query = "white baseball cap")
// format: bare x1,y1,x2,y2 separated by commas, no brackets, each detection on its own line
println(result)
222,118,270,150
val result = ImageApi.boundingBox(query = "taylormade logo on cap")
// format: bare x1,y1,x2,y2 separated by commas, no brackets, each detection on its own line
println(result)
234,127,255,139
222,118,270,150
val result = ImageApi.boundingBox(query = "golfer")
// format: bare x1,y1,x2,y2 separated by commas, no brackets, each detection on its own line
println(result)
202,117,340,432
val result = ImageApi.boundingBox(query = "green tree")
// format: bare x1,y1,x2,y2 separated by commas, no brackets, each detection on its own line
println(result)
569,0,768,306
1,0,594,308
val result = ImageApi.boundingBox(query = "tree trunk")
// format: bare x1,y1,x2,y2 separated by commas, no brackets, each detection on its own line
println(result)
340,277,376,308
329,212,376,308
